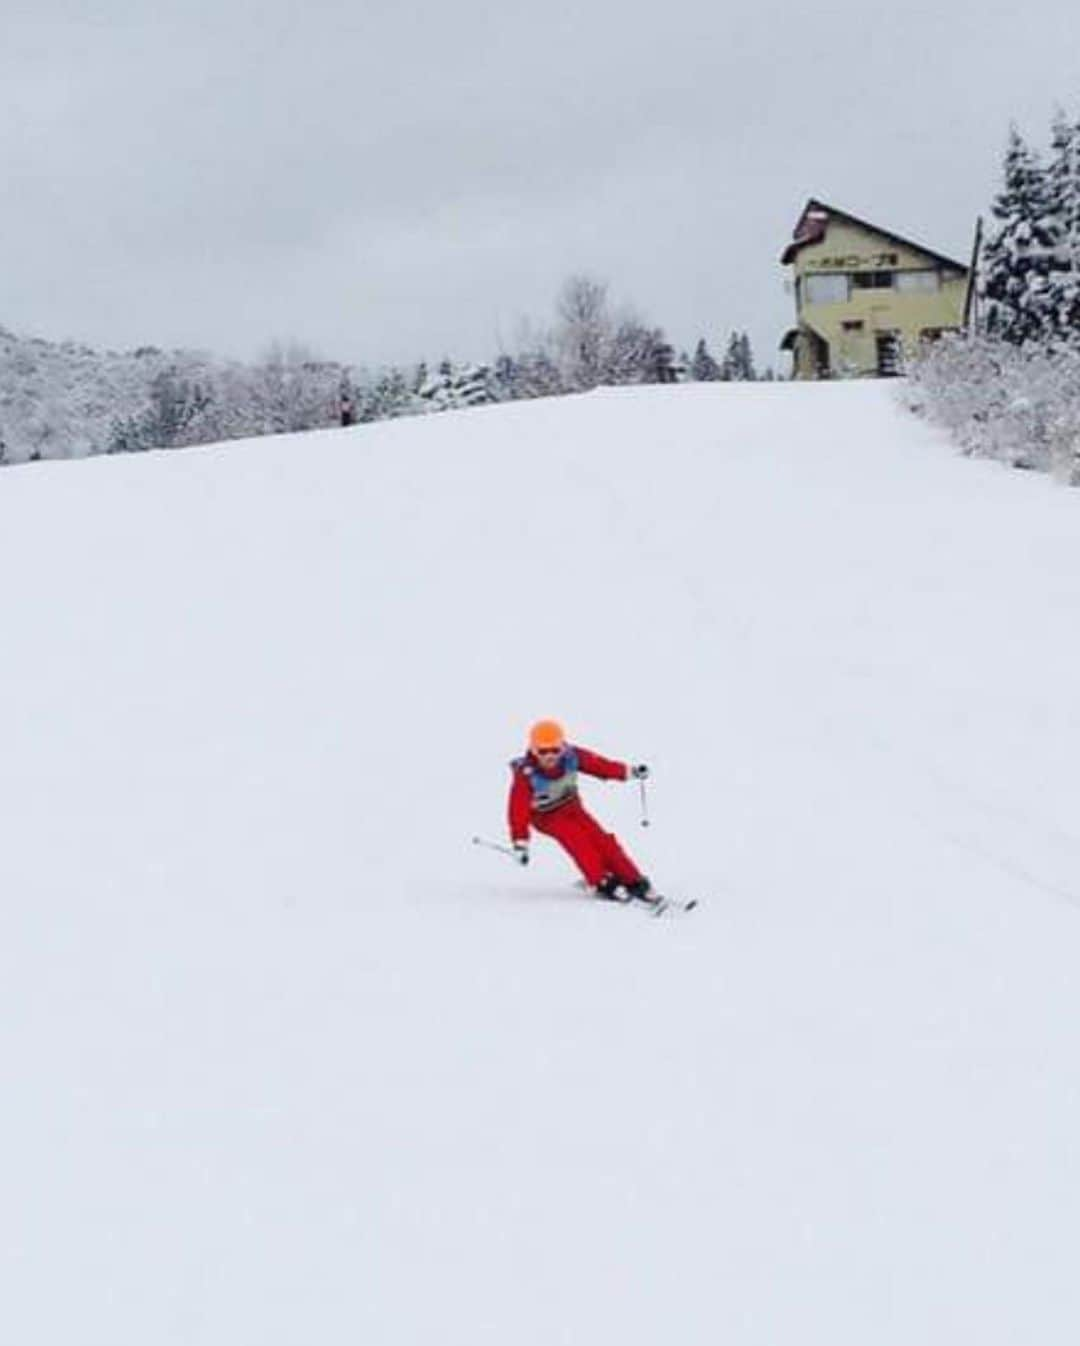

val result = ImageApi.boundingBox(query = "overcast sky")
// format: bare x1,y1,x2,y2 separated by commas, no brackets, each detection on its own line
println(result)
3,0,1079,373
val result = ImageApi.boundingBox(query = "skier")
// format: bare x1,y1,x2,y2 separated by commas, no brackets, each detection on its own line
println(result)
508,719,653,900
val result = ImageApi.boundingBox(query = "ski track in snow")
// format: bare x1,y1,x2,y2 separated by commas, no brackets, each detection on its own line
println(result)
3,381,1080,1345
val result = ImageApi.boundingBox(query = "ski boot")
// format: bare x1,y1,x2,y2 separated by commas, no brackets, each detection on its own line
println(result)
624,877,659,905
594,874,627,902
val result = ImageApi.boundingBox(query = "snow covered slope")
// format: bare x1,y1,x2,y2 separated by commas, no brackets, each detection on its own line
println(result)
4,382,1080,1344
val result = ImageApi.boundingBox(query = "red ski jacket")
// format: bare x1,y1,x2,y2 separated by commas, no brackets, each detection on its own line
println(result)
508,745,628,842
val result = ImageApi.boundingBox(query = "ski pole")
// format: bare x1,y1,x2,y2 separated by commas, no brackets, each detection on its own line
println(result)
471,835,518,858
638,777,650,828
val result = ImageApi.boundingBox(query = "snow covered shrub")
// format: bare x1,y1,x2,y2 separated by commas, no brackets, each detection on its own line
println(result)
906,333,1080,485
417,360,496,411
0,329,360,464
357,367,424,422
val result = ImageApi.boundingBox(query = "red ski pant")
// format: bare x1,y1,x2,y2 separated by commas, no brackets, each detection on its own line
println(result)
531,801,643,888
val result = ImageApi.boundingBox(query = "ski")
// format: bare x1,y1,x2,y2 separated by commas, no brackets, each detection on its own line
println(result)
637,892,699,918
572,879,700,916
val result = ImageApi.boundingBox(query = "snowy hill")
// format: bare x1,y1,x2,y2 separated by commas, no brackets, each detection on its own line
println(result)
4,382,1080,1345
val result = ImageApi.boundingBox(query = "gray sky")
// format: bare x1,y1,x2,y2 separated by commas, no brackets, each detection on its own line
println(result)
4,0,1079,373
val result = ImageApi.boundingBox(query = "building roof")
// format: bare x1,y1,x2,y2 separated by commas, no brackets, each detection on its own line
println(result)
781,198,969,273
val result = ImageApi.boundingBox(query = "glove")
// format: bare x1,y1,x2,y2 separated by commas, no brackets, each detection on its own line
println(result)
631,763,650,780
512,841,530,865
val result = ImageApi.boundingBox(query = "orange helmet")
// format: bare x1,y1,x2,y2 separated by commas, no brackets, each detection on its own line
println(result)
529,719,566,752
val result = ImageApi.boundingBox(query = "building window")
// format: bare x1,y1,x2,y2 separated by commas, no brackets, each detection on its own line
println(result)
896,270,941,294
804,273,850,305
841,320,864,332
852,271,894,290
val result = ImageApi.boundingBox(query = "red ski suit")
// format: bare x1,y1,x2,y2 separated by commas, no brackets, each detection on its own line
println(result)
508,745,644,888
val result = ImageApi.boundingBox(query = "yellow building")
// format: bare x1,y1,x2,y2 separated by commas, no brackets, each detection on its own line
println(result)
780,199,970,379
